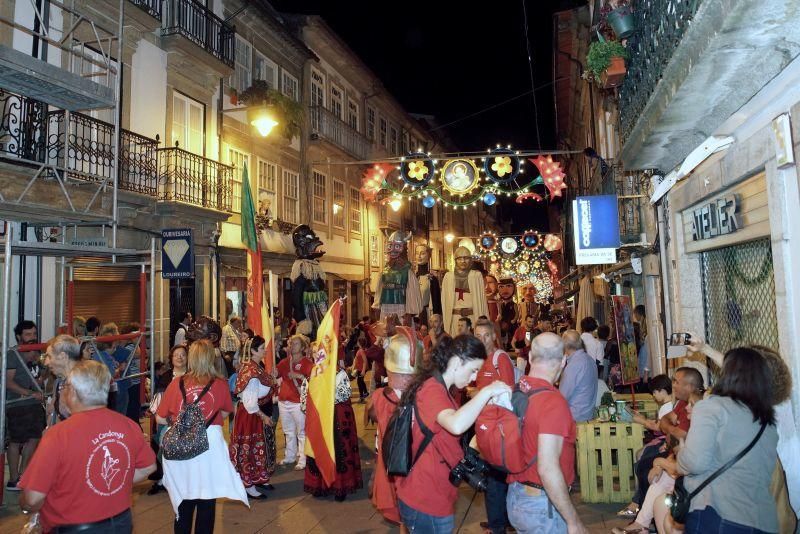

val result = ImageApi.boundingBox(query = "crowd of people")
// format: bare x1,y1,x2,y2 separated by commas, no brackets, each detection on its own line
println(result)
4,297,794,533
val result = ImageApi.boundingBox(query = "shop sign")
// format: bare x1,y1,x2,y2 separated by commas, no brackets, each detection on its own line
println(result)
690,195,740,241
572,195,620,265
161,228,193,279
70,237,107,248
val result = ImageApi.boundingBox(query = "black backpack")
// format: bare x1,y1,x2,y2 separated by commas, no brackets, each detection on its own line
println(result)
161,378,218,461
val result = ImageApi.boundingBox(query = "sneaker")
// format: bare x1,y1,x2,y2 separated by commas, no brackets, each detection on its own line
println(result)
5,479,20,491
294,462,306,471
279,458,296,466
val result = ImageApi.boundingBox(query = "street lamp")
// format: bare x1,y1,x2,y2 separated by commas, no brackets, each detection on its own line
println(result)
444,231,455,243
389,197,402,212
247,103,279,137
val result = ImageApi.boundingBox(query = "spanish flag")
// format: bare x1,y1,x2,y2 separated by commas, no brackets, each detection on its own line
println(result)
304,297,342,487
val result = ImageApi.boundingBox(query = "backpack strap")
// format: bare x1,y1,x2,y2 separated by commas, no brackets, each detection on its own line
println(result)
507,386,553,474
382,386,398,405
179,377,218,427
411,400,434,466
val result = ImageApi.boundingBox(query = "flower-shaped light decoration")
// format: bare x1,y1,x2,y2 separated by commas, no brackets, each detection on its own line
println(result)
517,261,530,275
543,233,563,252
360,163,394,202
408,160,429,180
491,156,513,177
530,155,567,198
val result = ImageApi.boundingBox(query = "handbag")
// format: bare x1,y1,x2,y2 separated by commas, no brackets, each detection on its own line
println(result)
668,421,767,524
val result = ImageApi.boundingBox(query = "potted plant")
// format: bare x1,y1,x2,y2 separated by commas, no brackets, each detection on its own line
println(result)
604,0,636,40
238,80,304,140
587,38,629,89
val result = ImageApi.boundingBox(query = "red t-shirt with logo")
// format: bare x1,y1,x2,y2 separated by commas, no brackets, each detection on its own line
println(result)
156,376,232,426
671,399,692,432
276,356,314,403
396,377,464,517
19,408,155,531
476,348,516,389
507,376,577,487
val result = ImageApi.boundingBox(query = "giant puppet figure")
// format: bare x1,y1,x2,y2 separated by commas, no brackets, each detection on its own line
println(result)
485,273,500,322
497,277,519,351
414,243,442,326
187,315,228,377
290,224,328,337
372,231,423,322
442,246,488,336
518,284,540,326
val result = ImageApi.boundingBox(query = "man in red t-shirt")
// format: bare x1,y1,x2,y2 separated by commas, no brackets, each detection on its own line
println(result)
473,318,516,534
276,334,314,470
19,360,156,532
506,332,588,534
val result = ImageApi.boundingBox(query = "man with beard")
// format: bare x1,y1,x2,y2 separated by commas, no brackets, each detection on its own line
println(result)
441,247,488,336
485,274,501,323
497,278,519,351
372,231,422,324
423,313,449,362
290,224,328,337
414,243,442,326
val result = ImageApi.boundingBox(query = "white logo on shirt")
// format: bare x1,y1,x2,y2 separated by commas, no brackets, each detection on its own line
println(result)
86,433,131,496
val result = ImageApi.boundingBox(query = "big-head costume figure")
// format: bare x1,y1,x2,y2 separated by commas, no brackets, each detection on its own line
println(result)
442,246,488,336
485,274,500,322
187,315,228,377
497,277,519,350
414,243,442,326
372,231,422,322
290,224,328,337
518,284,539,325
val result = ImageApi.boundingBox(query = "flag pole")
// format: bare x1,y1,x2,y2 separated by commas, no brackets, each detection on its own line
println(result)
269,269,276,370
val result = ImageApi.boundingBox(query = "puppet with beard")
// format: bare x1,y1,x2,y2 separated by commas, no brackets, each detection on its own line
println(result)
485,273,500,322
372,231,422,322
498,278,519,350
441,246,488,336
290,224,328,337
518,284,540,326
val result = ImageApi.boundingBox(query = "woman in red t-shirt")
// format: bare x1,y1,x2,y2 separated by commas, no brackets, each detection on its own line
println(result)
156,340,248,534
395,335,511,532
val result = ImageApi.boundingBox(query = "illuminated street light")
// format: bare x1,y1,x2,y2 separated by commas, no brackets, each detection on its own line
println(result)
389,198,402,212
445,232,455,243
247,104,279,137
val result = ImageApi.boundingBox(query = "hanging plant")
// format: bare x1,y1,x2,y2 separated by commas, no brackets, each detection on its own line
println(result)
587,38,629,88
238,80,304,140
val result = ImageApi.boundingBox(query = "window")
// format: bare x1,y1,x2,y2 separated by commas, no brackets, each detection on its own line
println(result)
349,187,362,233
281,71,299,101
282,169,299,224
389,126,398,154
366,106,376,140
227,148,251,213
172,92,204,155
379,117,387,148
254,51,278,89
257,159,278,218
231,36,252,94
332,179,345,229
312,170,327,225
330,84,343,120
401,131,409,154
310,68,325,107
347,99,359,131
410,136,418,151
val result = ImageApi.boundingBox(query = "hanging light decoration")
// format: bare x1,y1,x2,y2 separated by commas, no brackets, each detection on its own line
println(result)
530,155,567,198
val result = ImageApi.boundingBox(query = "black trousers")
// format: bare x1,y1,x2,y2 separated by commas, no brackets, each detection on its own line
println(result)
174,499,215,534
356,373,368,398
632,441,668,505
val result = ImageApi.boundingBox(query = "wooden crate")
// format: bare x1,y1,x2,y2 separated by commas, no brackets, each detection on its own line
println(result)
614,393,659,420
576,422,645,503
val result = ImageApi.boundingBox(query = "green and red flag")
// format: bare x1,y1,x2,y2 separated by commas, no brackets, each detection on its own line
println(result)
240,163,263,337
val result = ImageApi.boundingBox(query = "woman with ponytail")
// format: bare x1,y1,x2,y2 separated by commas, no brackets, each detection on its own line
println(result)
229,336,276,499
395,335,511,532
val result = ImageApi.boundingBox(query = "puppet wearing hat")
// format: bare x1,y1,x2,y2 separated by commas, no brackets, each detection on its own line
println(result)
441,246,488,336
290,224,328,337
372,231,422,321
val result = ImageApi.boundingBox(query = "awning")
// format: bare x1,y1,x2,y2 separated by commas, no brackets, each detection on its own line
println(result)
650,135,734,204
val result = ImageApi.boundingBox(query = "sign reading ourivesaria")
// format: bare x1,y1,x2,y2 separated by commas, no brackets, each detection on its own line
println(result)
161,228,193,279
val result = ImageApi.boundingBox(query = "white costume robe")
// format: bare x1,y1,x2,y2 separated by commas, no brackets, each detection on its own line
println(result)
441,269,488,336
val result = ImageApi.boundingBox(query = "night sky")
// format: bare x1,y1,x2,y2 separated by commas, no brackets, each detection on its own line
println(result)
271,0,583,231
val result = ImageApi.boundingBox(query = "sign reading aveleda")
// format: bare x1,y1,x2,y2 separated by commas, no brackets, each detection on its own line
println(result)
572,195,620,265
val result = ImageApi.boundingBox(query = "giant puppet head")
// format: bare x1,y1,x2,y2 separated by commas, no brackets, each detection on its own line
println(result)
385,230,412,265
454,246,473,275
187,315,223,347
522,284,537,302
292,224,325,259
485,274,499,299
498,277,516,301
415,243,432,266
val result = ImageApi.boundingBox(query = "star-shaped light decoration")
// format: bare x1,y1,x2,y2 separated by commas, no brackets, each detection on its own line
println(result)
543,233,563,252
407,160,429,180
491,156,513,177
360,163,393,202
530,155,567,198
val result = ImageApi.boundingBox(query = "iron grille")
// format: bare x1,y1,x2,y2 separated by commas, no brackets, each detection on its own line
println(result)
701,238,779,355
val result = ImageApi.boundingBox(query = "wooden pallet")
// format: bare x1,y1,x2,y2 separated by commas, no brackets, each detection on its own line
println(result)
576,421,645,503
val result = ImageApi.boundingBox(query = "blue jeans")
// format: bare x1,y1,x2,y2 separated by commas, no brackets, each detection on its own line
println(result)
398,499,455,534
686,506,774,534
506,482,567,534
54,508,132,533
485,469,510,533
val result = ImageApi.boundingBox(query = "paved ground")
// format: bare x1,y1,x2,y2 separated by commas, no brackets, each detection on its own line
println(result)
0,395,632,533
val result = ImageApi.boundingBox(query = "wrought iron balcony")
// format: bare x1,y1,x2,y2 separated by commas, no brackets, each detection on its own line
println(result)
617,0,704,145
309,105,371,160
0,89,159,196
596,164,646,245
162,0,235,67
129,0,163,20
157,146,233,212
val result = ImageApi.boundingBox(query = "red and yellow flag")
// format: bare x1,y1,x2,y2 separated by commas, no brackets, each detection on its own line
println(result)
304,297,342,487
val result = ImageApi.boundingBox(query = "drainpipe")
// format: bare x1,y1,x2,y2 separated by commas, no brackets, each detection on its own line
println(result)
657,202,673,347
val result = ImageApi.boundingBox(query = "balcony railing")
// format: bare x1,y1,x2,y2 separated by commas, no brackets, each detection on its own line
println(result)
162,0,235,67
617,0,704,144
597,164,645,245
1,89,160,196
157,146,233,212
309,105,371,160
130,0,163,20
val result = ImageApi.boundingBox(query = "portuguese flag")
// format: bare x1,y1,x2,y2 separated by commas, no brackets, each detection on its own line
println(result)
240,163,263,338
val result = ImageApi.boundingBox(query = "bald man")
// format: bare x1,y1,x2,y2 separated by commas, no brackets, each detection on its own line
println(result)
558,330,598,423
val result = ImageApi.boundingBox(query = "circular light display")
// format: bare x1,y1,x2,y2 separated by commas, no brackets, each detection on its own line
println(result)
483,148,521,185
517,262,530,275
440,159,481,195
479,232,497,253
422,195,436,208
500,237,519,255
400,152,435,187
521,231,540,250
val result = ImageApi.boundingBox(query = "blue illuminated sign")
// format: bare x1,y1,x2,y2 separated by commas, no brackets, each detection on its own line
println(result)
575,195,620,249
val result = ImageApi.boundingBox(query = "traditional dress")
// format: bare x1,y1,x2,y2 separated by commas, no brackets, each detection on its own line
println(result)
441,269,488,336
370,387,401,523
230,361,275,487
304,370,363,498
373,259,423,319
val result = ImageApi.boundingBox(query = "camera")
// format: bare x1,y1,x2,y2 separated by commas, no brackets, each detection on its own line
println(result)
449,447,489,492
